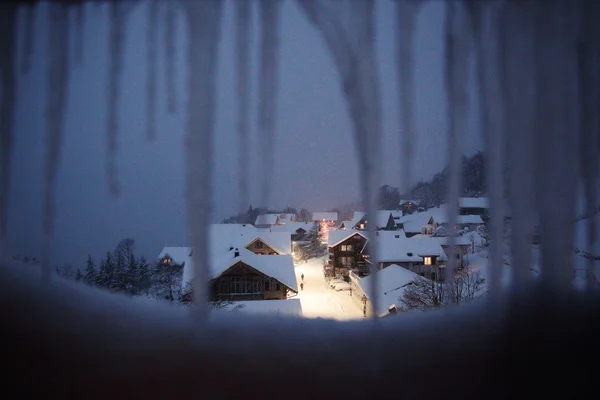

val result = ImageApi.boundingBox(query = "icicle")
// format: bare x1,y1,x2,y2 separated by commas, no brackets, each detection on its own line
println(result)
165,3,177,114
296,1,383,326
534,2,580,297
146,1,157,141
106,2,135,196
0,4,18,258
235,0,251,214
72,4,85,66
183,0,223,320
41,3,70,282
20,4,35,74
443,2,469,290
578,0,600,291
394,0,420,197
469,3,506,300
502,2,537,295
257,0,282,210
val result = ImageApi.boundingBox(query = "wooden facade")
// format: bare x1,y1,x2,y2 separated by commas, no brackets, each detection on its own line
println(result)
328,234,369,277
210,261,292,301
245,238,279,255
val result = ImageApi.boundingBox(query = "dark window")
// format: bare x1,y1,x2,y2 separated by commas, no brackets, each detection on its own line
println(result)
255,241,264,249
456,254,460,259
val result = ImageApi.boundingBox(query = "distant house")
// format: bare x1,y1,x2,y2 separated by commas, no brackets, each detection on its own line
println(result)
337,211,396,231
408,234,471,268
458,197,489,219
270,221,317,242
311,212,338,224
157,246,192,266
327,230,369,277
399,199,420,216
254,214,280,228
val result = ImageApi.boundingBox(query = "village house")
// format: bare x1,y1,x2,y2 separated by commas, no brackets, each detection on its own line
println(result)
180,224,297,302
399,199,421,216
361,231,447,275
269,221,316,242
458,197,490,220
157,246,192,266
254,214,280,228
326,230,369,277
338,211,397,231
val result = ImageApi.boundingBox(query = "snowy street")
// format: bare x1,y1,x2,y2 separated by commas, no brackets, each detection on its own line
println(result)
293,256,363,320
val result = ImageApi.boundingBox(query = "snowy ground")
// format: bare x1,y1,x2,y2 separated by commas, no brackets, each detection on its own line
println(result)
293,256,363,321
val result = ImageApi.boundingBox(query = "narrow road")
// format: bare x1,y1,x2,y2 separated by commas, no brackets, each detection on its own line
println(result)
294,256,362,320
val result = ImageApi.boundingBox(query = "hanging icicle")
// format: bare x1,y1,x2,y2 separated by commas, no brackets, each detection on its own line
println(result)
578,0,600,291
534,1,580,297
73,2,85,66
394,0,421,197
468,2,506,299
296,1,383,326
0,4,18,258
183,0,223,319
41,2,70,282
502,2,537,295
20,3,35,75
443,2,470,289
235,0,251,215
146,0,158,142
106,2,135,196
257,0,282,210
165,3,177,114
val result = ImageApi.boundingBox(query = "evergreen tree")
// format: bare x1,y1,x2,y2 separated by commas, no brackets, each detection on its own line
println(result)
152,256,184,302
136,256,152,295
83,254,96,286
95,252,115,289
298,224,327,260
75,268,83,282
111,250,128,292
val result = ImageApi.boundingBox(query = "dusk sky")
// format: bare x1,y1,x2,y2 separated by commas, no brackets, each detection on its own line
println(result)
8,1,482,267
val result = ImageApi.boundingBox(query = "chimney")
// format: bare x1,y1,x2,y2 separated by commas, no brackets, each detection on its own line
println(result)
234,248,240,257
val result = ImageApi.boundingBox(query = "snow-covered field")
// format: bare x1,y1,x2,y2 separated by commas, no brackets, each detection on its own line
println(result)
294,256,363,320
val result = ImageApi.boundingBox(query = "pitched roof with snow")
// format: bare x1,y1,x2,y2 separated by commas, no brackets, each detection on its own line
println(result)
358,264,422,316
458,197,489,209
373,235,447,263
408,234,471,246
312,212,338,222
374,211,395,229
327,229,368,248
183,247,298,292
275,213,296,224
245,232,292,254
157,247,192,265
209,224,291,254
255,214,279,226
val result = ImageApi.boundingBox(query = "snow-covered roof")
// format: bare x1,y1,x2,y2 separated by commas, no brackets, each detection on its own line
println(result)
269,221,316,235
208,224,291,255
245,232,292,254
374,211,394,229
458,197,489,209
157,247,192,265
312,212,338,222
358,264,422,316
409,234,471,246
217,298,303,316
327,230,368,248
183,247,298,292
340,211,366,230
275,213,296,224
255,214,279,226
374,235,447,263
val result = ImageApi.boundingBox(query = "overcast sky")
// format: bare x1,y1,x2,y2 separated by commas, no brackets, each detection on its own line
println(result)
8,1,482,267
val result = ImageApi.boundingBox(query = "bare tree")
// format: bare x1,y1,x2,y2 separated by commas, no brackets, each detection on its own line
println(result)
400,263,486,312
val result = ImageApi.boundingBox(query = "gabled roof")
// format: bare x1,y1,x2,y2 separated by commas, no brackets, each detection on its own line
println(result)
358,264,422,316
275,213,296,224
312,212,338,222
182,247,298,292
340,212,366,230
370,235,447,262
327,230,368,248
244,233,292,254
157,247,192,265
458,197,489,209
255,214,279,226
374,211,394,229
